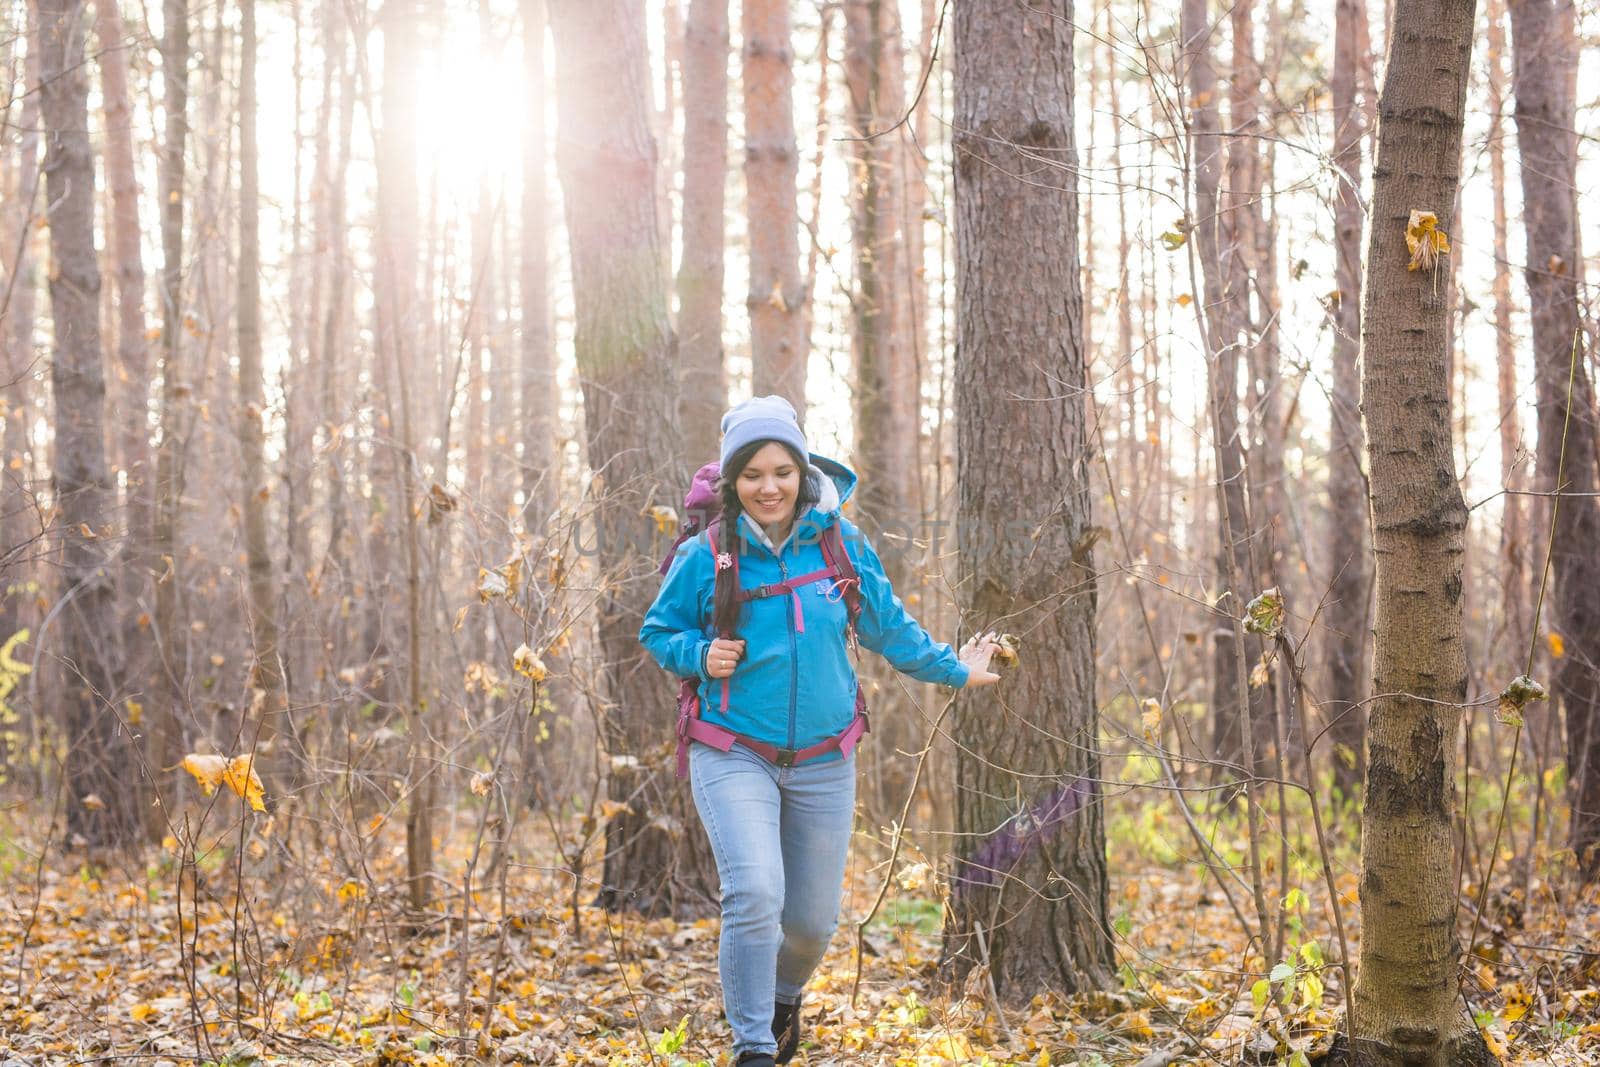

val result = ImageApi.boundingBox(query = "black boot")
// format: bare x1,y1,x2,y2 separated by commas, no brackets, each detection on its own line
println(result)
772,998,802,1064
736,1053,776,1067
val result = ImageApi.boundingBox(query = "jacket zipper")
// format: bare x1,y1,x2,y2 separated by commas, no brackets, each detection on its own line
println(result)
778,549,798,754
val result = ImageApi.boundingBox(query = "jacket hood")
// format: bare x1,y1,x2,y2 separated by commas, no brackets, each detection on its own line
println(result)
806,452,857,517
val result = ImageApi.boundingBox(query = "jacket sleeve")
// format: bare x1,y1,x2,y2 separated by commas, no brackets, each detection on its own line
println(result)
639,537,715,681
842,520,970,688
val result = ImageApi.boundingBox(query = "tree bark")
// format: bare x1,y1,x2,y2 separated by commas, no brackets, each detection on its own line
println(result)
740,0,806,412
1181,0,1261,775
148,0,189,840
943,0,1113,999
1507,0,1600,879
1324,0,1372,795
236,0,285,754
844,0,922,819
1484,0,1526,662
2,25,42,647
90,0,150,548
374,0,435,912
548,0,716,917
39,0,140,844
1350,0,1495,1059
520,0,557,527
676,0,727,464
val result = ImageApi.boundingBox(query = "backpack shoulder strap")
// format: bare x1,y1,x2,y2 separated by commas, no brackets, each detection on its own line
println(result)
819,522,862,627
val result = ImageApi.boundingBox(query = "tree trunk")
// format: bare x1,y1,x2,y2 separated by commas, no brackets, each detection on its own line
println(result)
548,0,716,917
374,0,434,912
236,0,285,754
1508,0,1600,879
1484,0,1526,663
1181,0,1261,775
676,0,727,464
843,0,921,820
148,0,190,840
740,0,806,412
1324,0,1372,795
1349,0,1495,1058
90,0,149,549
943,0,1113,998
39,0,140,844
520,0,557,527
2,26,42,647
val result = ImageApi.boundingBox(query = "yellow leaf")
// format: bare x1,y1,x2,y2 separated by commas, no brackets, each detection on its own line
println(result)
1547,631,1565,658
1500,979,1532,1023
181,753,230,796
597,799,631,820
992,633,1021,670
1249,657,1270,689
337,878,366,902
644,504,679,534
513,643,547,681
130,1002,159,1023
224,754,268,812
1405,209,1450,272
125,699,143,725
1141,698,1162,742
1175,293,1193,307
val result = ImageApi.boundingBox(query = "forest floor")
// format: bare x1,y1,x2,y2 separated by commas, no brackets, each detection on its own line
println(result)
1,801,1597,1066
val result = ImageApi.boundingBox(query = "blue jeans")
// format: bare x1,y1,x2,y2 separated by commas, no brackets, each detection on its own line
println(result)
689,742,857,1057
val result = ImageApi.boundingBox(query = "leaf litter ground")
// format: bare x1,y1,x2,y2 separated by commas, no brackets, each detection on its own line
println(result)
1,811,1596,1066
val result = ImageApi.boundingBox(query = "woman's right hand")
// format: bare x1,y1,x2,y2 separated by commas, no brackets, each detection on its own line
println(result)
705,637,747,679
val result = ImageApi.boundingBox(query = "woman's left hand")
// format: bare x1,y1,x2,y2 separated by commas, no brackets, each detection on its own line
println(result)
958,630,1003,688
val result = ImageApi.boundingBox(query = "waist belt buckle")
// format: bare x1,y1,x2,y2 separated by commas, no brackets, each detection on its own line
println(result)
774,747,798,768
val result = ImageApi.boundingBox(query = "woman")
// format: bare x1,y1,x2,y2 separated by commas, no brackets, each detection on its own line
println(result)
639,395,1002,1066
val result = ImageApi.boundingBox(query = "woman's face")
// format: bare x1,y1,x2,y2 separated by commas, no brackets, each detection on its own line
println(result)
735,442,802,527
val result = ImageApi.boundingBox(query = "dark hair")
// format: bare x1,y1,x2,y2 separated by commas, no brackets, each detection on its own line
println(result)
711,439,817,637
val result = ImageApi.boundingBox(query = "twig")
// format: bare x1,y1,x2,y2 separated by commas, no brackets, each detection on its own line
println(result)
971,920,1015,1047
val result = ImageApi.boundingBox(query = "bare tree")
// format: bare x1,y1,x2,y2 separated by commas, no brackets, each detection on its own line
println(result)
547,0,715,916
236,0,285,756
741,0,806,411
1180,0,1264,774
39,0,140,843
1508,0,1600,879
1349,0,1496,1057
676,0,728,463
943,0,1113,998
1323,0,1372,794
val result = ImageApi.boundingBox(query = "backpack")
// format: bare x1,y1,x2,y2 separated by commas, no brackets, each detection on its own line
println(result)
657,461,870,778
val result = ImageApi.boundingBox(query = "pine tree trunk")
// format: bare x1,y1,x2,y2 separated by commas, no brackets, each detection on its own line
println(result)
1181,0,1261,775
1485,0,1526,662
943,0,1113,998
740,0,806,412
519,0,557,527
236,0,284,754
40,0,140,844
1350,0,1495,1058
1507,0,1600,879
2,29,42,648
548,0,716,917
1324,0,1372,795
844,0,921,819
676,0,727,464
90,0,150,550
375,0,434,913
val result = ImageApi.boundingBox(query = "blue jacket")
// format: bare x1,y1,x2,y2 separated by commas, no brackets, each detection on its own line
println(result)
639,454,970,760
